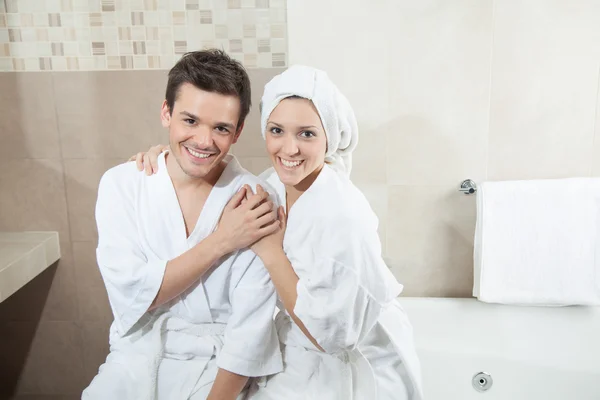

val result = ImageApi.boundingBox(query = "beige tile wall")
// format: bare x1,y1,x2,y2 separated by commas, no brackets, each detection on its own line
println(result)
0,0,287,71
287,0,600,297
0,68,282,398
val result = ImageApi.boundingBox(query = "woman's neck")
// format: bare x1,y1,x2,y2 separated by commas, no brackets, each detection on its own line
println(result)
284,164,324,212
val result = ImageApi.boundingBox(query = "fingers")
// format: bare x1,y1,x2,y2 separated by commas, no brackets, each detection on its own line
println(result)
244,189,270,210
255,208,277,228
225,186,247,210
135,152,144,171
250,200,274,219
278,206,287,229
147,153,159,175
144,155,153,176
257,220,280,237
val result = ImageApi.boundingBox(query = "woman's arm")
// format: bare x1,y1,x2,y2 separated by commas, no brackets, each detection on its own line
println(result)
259,248,325,352
207,369,248,400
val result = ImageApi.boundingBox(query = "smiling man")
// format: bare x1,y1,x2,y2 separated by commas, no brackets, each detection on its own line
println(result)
82,50,283,400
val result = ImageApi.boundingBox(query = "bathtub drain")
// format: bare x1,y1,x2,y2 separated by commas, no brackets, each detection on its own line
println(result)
472,372,493,392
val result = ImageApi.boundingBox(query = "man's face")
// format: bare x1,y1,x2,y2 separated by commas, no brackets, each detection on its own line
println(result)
161,83,243,180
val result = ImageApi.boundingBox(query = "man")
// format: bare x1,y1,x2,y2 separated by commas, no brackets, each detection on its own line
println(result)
82,50,283,400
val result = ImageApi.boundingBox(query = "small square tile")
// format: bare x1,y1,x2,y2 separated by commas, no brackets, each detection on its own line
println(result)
121,55,133,69
52,56,67,70
60,12,74,27
146,26,159,40
145,0,158,9
119,40,133,55
158,26,171,41
256,0,269,8
37,42,52,57
78,42,91,56
160,55,173,68
6,14,20,27
241,0,255,7
63,41,77,55
256,22,269,38
243,53,257,68
209,26,227,41
0,15,6,28
0,43,10,57
174,40,187,54
158,11,171,25
90,26,103,40
115,11,130,26
102,0,116,11
271,24,285,38
133,41,146,54
186,0,199,10
89,12,102,26
12,58,25,70
144,40,158,55
147,55,160,68
173,25,186,40
61,0,73,12
172,11,186,24
66,57,79,70
8,28,21,41
242,38,256,53
91,42,105,55
158,39,172,54
228,0,241,9
36,28,49,41
229,39,242,53
48,13,61,27
133,55,147,68
102,12,116,26
39,57,52,70
271,38,285,53
33,13,49,27
107,55,120,69
145,10,159,25
21,27,37,42
257,38,269,53
25,57,40,71
102,26,118,41
256,52,270,68
200,10,212,23
74,12,90,27
269,8,285,23
118,27,130,40
5,0,19,13
51,42,64,55
21,14,34,27
131,11,144,25
105,40,118,56
47,27,62,41
64,27,77,40
272,52,285,67
243,24,255,38
0,57,13,71
131,26,145,40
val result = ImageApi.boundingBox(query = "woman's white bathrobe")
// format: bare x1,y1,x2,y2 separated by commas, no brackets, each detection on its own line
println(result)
248,165,423,400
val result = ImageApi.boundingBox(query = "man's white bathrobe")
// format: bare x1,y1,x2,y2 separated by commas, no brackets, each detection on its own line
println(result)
248,165,423,400
82,153,283,400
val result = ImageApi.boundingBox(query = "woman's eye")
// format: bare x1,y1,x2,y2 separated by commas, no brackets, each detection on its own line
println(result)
300,130,315,138
270,127,283,134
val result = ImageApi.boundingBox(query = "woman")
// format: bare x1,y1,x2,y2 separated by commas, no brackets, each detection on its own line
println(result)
133,65,423,400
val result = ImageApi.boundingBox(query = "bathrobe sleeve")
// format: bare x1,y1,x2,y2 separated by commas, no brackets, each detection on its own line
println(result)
293,218,403,354
217,250,283,377
95,166,167,336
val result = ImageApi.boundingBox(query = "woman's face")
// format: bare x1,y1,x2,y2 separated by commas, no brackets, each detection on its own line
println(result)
265,97,327,188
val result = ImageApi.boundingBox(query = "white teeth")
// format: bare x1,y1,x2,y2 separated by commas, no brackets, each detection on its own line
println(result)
281,158,303,168
187,147,211,159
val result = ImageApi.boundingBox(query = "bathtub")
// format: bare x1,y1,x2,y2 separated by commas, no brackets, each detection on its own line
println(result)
397,298,600,400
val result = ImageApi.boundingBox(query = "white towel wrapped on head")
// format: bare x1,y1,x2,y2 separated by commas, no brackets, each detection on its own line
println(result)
473,177,600,306
259,65,358,176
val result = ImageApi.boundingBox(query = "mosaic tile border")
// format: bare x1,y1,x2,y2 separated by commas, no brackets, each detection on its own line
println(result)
0,0,288,71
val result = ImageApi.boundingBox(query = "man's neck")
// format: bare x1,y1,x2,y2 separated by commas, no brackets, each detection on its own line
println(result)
165,152,225,191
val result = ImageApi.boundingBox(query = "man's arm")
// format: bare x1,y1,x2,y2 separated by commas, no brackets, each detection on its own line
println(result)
148,185,279,310
207,369,248,400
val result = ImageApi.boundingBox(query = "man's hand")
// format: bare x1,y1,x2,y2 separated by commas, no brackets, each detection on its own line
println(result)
213,184,280,255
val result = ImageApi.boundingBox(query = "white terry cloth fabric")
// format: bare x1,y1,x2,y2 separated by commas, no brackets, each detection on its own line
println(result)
246,166,424,400
473,177,600,306
82,152,283,399
259,65,359,176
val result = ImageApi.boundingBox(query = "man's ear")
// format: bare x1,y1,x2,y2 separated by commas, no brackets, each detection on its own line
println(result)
233,121,245,144
160,100,171,128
